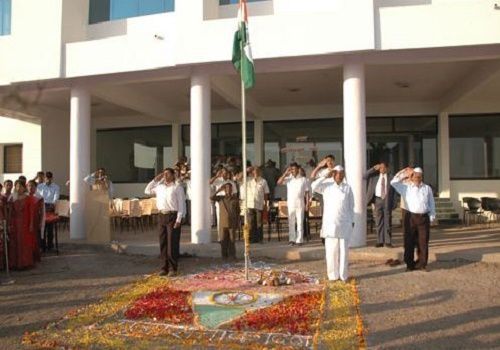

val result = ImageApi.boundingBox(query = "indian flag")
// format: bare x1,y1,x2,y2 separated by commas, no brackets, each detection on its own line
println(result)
232,0,255,89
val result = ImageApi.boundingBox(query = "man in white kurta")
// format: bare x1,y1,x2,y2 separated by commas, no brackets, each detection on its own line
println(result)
277,163,310,245
311,165,354,281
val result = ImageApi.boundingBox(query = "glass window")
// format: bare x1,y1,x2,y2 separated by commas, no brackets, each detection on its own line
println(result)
3,144,22,173
96,126,172,183
182,122,254,170
394,117,437,132
90,0,174,24
0,0,11,36
450,115,500,179
264,119,344,171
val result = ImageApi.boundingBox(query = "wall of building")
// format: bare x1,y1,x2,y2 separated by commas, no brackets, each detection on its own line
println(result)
0,116,41,183
375,0,500,50
2,0,500,86
0,0,64,84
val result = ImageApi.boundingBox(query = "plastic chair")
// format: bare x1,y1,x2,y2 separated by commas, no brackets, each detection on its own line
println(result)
462,197,482,226
55,199,70,232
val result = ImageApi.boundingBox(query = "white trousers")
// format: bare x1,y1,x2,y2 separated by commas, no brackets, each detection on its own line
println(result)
325,237,349,281
288,206,304,244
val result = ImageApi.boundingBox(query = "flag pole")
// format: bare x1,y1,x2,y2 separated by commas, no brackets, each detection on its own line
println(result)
241,62,250,281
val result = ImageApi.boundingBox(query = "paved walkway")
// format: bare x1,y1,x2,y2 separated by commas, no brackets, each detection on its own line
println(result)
60,224,500,264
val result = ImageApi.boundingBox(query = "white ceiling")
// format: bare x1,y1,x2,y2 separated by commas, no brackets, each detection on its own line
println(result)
3,59,499,120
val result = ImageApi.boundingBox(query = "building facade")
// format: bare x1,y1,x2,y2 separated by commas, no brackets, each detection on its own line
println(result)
1,0,500,246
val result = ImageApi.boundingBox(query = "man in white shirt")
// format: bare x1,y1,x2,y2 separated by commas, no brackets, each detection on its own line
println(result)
241,167,270,243
391,167,436,271
312,165,354,282
145,168,186,277
277,163,310,246
36,171,60,251
310,155,336,180
310,155,336,243
365,162,396,248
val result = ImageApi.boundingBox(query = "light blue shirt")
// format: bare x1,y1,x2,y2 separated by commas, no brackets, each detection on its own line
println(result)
36,183,60,204
390,171,436,221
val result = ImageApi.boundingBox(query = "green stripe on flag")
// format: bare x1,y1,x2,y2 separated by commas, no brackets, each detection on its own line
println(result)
232,22,255,89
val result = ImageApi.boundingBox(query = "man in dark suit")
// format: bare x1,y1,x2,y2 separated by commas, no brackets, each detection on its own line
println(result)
365,161,396,248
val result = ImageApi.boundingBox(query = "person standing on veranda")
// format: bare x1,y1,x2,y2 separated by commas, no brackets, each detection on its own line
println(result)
84,167,114,199
365,161,396,248
145,168,186,277
241,167,270,243
391,167,435,271
36,171,60,251
211,183,240,260
310,155,336,243
311,165,354,282
210,168,238,238
277,162,310,246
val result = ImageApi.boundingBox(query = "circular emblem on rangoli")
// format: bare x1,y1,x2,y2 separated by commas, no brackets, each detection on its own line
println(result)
212,292,256,306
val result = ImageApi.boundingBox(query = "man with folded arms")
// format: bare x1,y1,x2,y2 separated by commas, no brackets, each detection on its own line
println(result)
391,167,435,271
145,168,186,277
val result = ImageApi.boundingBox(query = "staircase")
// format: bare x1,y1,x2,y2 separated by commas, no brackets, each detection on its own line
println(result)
434,197,461,225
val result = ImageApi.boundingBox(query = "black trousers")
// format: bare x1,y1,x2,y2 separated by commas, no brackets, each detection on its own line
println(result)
43,204,55,251
248,209,263,243
403,212,430,269
159,212,181,272
374,198,392,244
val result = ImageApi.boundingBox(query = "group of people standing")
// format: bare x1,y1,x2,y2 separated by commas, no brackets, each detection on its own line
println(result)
0,171,60,271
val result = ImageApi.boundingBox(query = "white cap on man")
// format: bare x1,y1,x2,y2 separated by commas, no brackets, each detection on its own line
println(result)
333,165,344,172
413,167,423,174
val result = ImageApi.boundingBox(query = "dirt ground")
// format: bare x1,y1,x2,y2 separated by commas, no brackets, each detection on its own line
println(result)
0,248,499,349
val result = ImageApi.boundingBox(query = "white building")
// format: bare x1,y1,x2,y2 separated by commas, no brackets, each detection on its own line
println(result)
1,0,500,247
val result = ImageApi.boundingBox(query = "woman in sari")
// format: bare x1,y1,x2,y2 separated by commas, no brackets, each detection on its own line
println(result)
8,180,43,269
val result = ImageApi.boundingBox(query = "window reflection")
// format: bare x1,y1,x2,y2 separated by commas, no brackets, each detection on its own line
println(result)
96,126,172,183
450,115,500,179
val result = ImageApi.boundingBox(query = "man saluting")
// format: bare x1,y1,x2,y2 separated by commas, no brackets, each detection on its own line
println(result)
391,167,435,271
145,168,186,277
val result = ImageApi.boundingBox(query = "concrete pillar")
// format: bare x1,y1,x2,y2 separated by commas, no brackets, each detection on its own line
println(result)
254,119,264,167
69,87,91,240
171,122,182,162
343,61,367,248
438,111,451,198
190,74,211,244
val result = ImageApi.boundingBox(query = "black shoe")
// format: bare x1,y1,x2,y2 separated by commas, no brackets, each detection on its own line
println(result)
405,266,415,272
159,270,168,276
375,243,384,248
167,270,178,277
288,241,295,246
385,243,394,248
296,243,303,247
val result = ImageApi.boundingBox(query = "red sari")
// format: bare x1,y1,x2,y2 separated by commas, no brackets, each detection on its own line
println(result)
0,195,7,270
8,195,43,269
